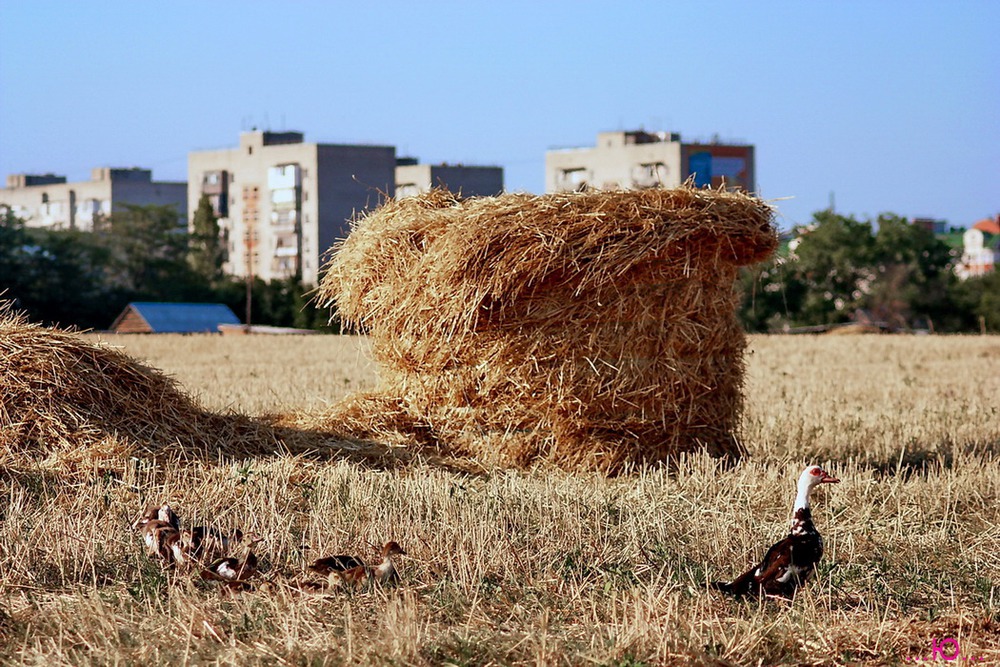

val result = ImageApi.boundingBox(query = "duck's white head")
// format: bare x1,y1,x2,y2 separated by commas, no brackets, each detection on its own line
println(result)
794,465,839,510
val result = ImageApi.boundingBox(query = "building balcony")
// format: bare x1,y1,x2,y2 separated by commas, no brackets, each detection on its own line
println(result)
274,246,299,258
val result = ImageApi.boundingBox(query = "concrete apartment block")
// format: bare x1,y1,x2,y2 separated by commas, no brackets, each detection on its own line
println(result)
0,167,187,231
188,131,395,285
395,159,504,199
546,130,755,194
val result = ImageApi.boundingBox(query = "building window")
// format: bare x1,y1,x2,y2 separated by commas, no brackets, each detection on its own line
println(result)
561,168,588,190
643,162,666,177
397,183,420,199
633,162,667,187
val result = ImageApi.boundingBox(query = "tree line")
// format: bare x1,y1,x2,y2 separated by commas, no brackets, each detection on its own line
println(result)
0,197,334,331
2,200,997,333
738,210,1000,333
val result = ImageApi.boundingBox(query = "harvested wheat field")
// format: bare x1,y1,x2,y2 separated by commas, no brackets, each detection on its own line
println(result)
2,318,1000,664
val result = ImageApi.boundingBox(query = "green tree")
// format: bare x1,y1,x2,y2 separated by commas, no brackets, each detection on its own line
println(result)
790,210,876,325
948,271,1000,333
0,208,33,300
1,209,121,328
737,255,807,332
736,210,969,332
188,195,226,284
868,214,956,330
2,204,339,331
98,204,201,300
249,277,335,330
24,228,121,329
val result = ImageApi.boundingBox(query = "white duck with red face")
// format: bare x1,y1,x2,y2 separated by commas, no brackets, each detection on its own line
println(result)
712,465,839,599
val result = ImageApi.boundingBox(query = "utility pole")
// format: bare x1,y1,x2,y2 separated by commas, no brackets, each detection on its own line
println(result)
243,185,258,333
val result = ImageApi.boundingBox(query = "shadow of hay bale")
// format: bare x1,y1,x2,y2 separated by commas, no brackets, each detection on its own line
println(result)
318,186,778,473
0,306,446,473
269,399,487,475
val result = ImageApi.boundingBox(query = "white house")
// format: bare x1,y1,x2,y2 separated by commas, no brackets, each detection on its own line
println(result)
957,216,1000,279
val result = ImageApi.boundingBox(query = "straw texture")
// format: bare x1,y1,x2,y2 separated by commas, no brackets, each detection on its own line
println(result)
0,305,284,469
318,186,777,472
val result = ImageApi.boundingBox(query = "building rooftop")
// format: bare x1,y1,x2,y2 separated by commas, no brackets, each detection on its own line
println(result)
111,302,241,333
973,217,1000,235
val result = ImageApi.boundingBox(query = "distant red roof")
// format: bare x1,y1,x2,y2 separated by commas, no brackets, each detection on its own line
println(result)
973,217,1000,235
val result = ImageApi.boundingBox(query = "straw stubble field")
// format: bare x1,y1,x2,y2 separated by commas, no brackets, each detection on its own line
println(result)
1,332,999,665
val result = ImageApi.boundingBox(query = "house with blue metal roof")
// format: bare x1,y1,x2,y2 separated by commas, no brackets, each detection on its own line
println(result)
109,302,241,333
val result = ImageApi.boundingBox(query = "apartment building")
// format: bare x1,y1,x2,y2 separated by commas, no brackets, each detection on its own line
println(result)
395,158,504,199
0,167,187,231
188,130,395,285
545,130,755,193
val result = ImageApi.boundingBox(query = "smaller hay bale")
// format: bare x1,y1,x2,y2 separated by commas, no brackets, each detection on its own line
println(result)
0,306,282,470
319,186,777,472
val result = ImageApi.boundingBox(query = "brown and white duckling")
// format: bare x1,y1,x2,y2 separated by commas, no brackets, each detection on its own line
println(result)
157,504,180,530
307,553,365,577
329,541,407,590
134,503,180,532
135,504,181,564
178,526,245,565
200,534,264,591
711,465,839,599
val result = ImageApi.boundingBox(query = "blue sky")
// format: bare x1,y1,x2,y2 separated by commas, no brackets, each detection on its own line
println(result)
1,1,996,230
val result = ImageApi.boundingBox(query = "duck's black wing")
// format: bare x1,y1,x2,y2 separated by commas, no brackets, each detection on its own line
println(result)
711,534,795,597
308,555,364,575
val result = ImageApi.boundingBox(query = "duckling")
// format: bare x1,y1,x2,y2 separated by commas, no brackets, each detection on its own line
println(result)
134,503,180,531
328,541,407,590
170,526,231,570
156,504,180,530
200,534,264,591
173,527,203,565
307,553,365,577
328,565,368,590
178,526,244,564
135,505,180,564
293,580,328,594
373,541,407,584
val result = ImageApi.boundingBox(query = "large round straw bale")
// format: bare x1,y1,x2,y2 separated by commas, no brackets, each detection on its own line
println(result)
319,186,777,472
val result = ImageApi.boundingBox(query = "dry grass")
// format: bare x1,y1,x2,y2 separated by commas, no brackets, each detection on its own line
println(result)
2,333,999,665
84,333,376,414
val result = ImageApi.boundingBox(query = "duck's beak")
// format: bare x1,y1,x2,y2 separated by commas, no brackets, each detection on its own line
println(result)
820,472,840,484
